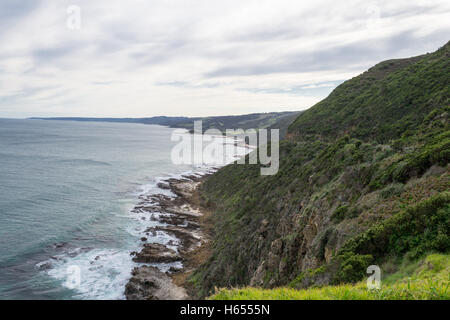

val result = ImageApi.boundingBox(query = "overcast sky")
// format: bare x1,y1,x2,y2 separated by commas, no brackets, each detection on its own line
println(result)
0,0,449,118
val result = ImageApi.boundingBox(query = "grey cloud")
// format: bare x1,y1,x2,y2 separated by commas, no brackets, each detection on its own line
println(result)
155,81,188,87
1,1,449,118
125,38,191,68
205,29,450,77
0,0,43,39
0,85,59,104
242,3,443,44
230,24,308,43
91,81,124,86
33,46,78,61
155,81,221,89
238,80,344,96
380,3,439,19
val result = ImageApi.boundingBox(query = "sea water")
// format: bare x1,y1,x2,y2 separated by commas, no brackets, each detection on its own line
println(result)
0,119,246,300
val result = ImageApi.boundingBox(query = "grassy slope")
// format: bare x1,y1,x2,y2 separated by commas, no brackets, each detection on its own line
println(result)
210,253,450,300
191,41,450,299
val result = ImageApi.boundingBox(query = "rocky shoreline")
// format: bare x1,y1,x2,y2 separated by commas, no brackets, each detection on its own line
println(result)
125,173,214,300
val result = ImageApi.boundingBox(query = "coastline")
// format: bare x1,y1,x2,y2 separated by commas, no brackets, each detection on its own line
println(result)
125,172,215,300
22,124,253,300
123,133,254,300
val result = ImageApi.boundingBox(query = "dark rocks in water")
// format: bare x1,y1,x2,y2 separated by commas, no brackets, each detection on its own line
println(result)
126,174,209,300
147,226,199,254
132,243,181,263
157,214,187,226
37,262,52,270
146,229,157,237
186,221,200,229
53,242,67,249
132,205,160,213
168,266,182,274
157,182,171,190
181,175,201,182
125,266,188,300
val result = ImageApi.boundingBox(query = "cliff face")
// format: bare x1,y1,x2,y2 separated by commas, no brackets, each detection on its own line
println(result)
190,42,450,298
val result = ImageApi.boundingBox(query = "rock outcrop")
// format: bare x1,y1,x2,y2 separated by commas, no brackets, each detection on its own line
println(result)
125,266,188,300
132,243,181,263
125,174,212,300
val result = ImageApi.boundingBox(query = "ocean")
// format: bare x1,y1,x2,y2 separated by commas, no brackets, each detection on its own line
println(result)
0,119,241,300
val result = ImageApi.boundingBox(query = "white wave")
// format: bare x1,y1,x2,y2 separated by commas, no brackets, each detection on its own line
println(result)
39,137,253,300
44,248,134,300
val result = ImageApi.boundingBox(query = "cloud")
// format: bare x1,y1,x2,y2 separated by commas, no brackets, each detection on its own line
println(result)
238,81,345,97
206,28,449,77
0,0,449,118
0,0,42,29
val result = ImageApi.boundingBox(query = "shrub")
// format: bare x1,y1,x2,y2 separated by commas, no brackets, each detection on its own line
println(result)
334,253,374,284
331,205,349,223
332,192,450,285
380,183,405,199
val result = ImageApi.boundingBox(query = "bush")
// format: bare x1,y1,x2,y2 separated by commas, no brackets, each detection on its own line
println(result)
331,205,349,223
331,205,360,223
380,183,405,199
332,192,450,284
334,253,374,284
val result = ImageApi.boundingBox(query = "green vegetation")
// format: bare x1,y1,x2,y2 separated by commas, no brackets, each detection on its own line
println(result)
191,41,450,299
288,45,449,144
210,254,450,300
334,192,450,283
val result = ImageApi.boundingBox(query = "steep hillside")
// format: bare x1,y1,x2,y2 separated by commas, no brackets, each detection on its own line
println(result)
190,41,450,298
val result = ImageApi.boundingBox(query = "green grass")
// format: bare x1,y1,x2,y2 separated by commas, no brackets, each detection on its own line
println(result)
209,254,450,300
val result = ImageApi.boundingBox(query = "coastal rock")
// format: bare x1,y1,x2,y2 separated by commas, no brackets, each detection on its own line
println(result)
149,226,201,253
168,266,182,274
125,266,188,300
157,182,171,190
132,243,181,263
157,214,188,226
169,180,200,199
126,174,210,300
